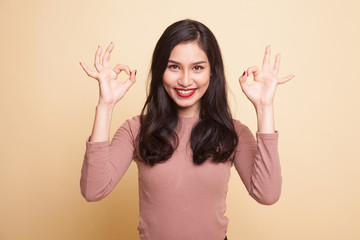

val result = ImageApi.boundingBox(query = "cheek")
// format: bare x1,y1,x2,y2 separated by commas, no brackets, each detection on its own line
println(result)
198,73,211,89
202,81,210,95
162,71,175,87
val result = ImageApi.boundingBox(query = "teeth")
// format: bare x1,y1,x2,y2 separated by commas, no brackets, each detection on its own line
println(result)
178,89,194,94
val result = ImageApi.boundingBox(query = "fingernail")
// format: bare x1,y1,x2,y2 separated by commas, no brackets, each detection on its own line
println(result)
242,71,246,76
135,70,137,76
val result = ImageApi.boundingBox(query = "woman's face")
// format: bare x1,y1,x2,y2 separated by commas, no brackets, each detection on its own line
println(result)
162,41,211,117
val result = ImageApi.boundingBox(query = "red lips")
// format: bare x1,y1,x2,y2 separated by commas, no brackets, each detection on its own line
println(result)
175,88,197,97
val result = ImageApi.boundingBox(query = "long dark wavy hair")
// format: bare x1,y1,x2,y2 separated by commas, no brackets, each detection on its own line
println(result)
137,19,238,166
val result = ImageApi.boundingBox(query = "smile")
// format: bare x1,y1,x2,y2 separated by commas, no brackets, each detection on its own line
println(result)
175,88,197,97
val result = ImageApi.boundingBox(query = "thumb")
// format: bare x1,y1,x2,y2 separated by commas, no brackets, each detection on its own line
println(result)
123,70,137,91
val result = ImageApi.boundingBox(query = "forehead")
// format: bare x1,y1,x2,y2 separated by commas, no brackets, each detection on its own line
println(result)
169,41,208,63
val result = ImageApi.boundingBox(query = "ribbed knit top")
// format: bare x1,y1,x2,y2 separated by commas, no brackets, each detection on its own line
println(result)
80,115,281,240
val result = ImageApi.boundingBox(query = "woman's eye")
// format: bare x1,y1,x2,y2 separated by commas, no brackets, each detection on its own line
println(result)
193,66,204,71
168,65,179,70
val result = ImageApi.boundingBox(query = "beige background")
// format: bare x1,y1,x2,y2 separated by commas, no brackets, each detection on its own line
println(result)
1,0,359,239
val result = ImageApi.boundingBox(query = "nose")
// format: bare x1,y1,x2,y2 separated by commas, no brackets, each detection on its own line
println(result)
177,70,193,87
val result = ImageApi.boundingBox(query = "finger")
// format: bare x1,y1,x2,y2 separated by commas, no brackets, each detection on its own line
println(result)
278,74,295,84
247,66,261,77
238,70,250,92
113,64,131,75
123,70,137,91
102,42,114,68
272,54,281,76
80,61,98,78
94,45,103,72
262,45,271,71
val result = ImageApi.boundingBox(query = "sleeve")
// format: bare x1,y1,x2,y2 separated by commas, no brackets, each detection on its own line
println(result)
80,116,140,202
232,120,282,205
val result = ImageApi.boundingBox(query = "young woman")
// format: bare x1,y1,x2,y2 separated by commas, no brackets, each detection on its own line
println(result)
79,19,294,240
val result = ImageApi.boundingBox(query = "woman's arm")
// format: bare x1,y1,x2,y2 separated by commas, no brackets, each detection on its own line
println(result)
255,105,275,133
233,121,281,205
233,45,294,204
90,103,115,142
79,42,137,201
238,45,294,129
81,117,139,202
80,42,136,141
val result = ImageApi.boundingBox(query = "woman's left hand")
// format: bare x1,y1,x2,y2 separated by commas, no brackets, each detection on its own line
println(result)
239,45,294,108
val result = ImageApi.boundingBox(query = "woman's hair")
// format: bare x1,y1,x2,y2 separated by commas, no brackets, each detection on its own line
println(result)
137,19,238,166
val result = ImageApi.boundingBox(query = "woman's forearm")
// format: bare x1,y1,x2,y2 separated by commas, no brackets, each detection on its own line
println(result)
255,105,275,133
89,103,115,142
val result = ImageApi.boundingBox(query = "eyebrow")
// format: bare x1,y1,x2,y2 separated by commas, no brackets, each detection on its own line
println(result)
168,60,207,65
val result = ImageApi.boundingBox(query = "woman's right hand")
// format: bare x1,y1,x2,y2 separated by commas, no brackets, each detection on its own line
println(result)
79,42,136,106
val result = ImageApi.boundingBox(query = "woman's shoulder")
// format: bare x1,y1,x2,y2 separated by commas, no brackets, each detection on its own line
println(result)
232,118,249,132
118,115,141,133
126,115,141,124
231,118,255,142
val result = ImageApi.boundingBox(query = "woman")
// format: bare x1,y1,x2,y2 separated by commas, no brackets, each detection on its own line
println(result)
79,19,294,240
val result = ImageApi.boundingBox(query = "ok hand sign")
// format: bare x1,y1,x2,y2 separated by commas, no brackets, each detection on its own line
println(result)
79,42,136,106
239,45,294,108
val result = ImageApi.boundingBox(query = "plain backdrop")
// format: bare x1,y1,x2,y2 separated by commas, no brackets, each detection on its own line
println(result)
1,0,360,239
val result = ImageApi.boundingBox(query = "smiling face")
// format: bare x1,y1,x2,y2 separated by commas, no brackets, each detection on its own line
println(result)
162,41,211,117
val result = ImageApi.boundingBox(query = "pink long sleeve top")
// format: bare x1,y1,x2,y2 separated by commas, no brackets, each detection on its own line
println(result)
80,115,282,240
